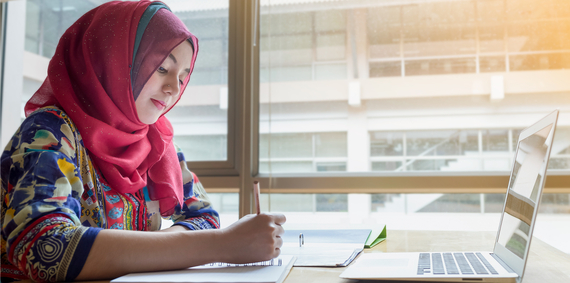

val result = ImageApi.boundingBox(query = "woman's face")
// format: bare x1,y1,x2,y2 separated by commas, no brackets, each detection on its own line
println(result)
135,41,193,124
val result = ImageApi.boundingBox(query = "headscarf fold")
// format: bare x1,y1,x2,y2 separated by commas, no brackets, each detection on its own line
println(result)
25,0,198,216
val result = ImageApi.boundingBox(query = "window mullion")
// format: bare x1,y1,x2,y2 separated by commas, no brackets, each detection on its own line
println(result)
231,0,259,217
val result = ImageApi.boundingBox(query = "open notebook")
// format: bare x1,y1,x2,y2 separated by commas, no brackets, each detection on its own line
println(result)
281,229,372,266
112,255,296,283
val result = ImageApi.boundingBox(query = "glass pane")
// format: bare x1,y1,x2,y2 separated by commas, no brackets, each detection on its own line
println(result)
406,130,478,156
407,159,458,171
168,3,229,162
480,56,506,72
315,10,346,32
260,7,347,83
367,6,401,59
417,194,481,212
512,129,524,149
371,161,403,172
508,21,563,52
506,0,558,21
259,161,313,173
315,132,347,157
260,133,313,159
477,0,504,23
316,194,347,212
208,193,239,213
174,135,227,161
316,34,346,61
316,162,347,172
25,0,104,57
509,53,570,71
547,158,570,170
405,58,476,76
482,130,509,152
260,194,314,212
478,24,505,54
552,128,570,154
260,35,313,67
402,2,476,57
259,132,347,173
371,132,404,156
259,0,570,176
369,61,401,77
314,63,347,80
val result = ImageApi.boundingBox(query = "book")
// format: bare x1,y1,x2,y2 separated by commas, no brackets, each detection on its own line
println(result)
111,255,296,283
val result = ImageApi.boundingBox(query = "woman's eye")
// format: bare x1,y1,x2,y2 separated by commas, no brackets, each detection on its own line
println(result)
179,79,184,85
157,67,167,73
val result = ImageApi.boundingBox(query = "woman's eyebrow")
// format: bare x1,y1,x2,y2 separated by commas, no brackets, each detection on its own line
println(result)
169,54,191,73
168,53,177,64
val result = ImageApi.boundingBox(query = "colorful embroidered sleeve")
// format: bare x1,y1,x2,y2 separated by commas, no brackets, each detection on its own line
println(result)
0,108,101,282
168,147,220,230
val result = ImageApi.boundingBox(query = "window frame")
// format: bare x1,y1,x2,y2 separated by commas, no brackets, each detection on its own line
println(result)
0,2,5,128
0,0,25,149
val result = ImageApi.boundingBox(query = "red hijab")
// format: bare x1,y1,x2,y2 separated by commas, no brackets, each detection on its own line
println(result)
25,1,198,216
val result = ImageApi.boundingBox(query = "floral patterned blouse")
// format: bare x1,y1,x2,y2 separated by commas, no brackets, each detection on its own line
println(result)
0,107,220,282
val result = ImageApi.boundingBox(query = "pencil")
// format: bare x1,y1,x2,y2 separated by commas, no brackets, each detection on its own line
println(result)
253,181,261,215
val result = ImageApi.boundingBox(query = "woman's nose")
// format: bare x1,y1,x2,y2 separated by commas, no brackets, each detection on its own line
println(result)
164,82,180,96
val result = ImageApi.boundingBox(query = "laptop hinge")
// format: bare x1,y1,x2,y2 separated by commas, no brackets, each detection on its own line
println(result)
490,253,516,274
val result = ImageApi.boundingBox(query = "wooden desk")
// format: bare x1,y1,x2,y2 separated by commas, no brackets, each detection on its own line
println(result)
20,230,569,283
284,230,570,283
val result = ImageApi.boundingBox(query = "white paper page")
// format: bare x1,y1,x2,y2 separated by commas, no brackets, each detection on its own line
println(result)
112,255,295,283
280,229,369,266
281,243,362,266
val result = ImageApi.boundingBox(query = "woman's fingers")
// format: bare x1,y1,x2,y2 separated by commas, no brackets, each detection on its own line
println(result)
271,213,287,226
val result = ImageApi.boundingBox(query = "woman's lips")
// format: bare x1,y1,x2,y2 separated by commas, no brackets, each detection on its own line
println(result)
151,99,166,110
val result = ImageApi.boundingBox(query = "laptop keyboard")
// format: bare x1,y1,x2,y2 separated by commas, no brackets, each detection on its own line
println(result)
417,252,500,275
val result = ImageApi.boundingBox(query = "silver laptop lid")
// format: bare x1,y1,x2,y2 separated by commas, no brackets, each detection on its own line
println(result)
493,110,559,282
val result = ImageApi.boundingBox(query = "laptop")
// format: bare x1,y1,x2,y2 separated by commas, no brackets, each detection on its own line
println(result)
340,110,559,283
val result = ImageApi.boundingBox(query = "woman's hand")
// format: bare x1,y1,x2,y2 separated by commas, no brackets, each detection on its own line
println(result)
219,213,286,263
77,213,285,280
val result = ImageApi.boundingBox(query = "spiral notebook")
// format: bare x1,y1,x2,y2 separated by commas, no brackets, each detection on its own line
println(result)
112,255,296,283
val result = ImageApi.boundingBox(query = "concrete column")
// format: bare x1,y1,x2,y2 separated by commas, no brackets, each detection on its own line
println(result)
1,1,26,149
348,193,371,224
347,106,369,172
346,105,370,222
353,8,369,80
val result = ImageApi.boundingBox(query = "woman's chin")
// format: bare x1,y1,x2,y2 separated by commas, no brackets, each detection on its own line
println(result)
138,115,160,125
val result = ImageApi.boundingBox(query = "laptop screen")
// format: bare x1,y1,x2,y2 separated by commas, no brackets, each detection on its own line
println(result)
496,123,554,260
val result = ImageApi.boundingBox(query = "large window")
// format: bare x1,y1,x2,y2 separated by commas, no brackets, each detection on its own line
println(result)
4,0,569,254
258,0,570,254
260,0,570,175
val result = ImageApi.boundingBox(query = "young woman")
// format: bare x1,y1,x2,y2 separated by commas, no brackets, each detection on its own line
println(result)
0,1,285,282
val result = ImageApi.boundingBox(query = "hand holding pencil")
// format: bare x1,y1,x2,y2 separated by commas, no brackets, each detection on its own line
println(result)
216,181,286,264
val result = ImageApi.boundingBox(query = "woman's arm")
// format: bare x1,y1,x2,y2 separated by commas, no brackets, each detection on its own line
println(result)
166,147,220,231
76,212,286,280
1,109,103,282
